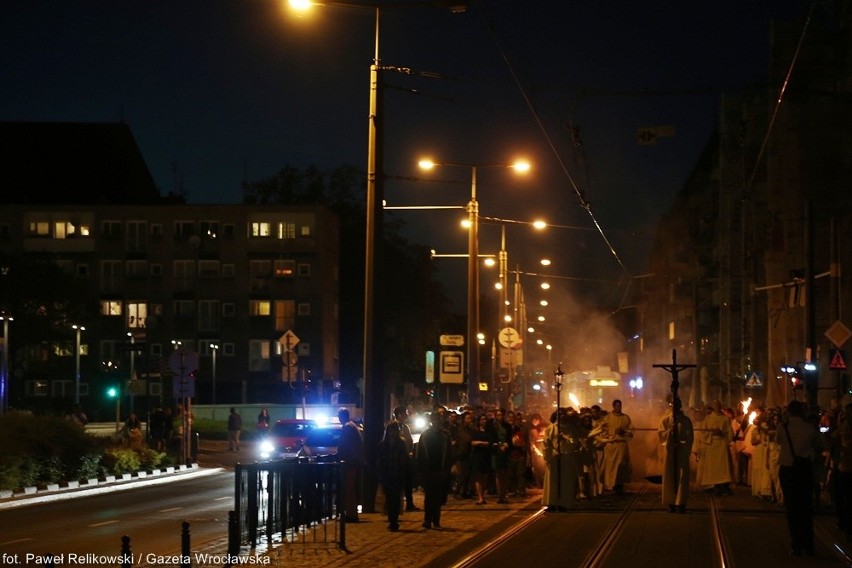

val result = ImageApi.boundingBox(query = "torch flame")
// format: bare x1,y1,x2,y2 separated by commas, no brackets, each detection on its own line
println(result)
748,410,757,425
568,392,580,408
741,397,752,415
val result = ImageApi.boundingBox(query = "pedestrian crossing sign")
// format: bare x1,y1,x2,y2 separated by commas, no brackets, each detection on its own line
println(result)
745,372,763,388
830,349,847,371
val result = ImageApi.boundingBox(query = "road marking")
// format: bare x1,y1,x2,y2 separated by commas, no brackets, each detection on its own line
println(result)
89,520,119,527
159,507,182,512
1,538,34,545
214,496,230,501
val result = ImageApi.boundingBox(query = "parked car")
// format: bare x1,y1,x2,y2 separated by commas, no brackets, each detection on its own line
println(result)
299,424,343,459
258,419,318,460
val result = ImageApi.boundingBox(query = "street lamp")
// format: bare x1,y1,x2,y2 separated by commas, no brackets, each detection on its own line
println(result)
211,343,219,405
418,158,530,404
73,324,85,405
0,315,12,414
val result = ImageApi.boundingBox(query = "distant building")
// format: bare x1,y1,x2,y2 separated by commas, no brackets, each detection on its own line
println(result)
633,13,852,410
0,122,340,417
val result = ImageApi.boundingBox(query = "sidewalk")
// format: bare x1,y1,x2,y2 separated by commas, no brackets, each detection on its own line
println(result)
197,441,545,567
258,489,544,568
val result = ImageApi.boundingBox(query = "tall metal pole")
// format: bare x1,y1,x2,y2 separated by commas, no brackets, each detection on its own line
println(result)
73,325,84,405
211,344,218,405
467,165,479,406
0,316,10,414
498,225,508,406
361,6,385,513
128,333,135,415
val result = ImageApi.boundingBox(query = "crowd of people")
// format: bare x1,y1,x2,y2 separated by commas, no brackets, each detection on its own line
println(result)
370,399,640,530
657,395,852,557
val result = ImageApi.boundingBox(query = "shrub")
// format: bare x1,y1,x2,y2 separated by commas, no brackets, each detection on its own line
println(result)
0,412,105,491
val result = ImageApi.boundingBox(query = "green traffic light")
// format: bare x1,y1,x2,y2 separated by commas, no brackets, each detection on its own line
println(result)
107,386,118,398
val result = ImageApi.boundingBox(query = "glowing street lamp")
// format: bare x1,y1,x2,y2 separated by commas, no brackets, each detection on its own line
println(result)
73,324,85,405
0,315,12,414
418,158,530,404
211,343,219,405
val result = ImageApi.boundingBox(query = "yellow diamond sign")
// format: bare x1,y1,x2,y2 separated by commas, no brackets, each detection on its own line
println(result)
825,320,852,348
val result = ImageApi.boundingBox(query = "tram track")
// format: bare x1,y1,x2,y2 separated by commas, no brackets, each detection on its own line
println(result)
458,482,852,567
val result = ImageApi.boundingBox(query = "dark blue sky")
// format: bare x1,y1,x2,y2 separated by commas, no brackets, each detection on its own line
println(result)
1,0,810,307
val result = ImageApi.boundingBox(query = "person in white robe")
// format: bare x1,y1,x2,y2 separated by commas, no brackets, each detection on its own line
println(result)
658,397,695,512
599,399,634,495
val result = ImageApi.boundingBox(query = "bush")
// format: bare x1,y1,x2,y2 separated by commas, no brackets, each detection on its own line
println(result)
0,412,169,491
0,412,104,490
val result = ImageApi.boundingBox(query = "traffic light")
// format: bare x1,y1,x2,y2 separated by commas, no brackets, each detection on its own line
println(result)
106,386,118,398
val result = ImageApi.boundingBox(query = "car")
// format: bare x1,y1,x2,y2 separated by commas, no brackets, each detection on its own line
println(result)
258,419,319,460
299,424,343,459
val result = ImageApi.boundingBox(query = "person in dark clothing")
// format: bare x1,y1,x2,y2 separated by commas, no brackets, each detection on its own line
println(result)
227,408,242,452
336,407,366,523
376,421,408,531
393,406,419,511
415,412,453,529
776,399,818,556
470,414,495,504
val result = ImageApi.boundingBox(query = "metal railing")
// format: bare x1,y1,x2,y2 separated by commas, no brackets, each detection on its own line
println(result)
233,456,345,551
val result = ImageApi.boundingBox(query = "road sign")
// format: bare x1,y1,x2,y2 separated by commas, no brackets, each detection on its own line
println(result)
439,351,464,384
283,350,298,367
425,351,435,384
440,334,465,347
172,377,195,398
826,320,852,348
829,349,848,371
498,327,521,349
279,330,300,349
744,372,763,388
169,349,198,377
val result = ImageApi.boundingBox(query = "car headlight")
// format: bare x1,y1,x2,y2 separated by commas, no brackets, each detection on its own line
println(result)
259,440,274,458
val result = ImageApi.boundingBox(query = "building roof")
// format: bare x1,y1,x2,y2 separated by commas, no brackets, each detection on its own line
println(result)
0,121,163,204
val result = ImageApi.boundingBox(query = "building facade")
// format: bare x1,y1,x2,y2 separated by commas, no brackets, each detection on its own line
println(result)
0,203,340,419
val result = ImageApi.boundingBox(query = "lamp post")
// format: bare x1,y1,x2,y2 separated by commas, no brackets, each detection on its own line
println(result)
73,324,85,405
211,343,219,405
554,362,564,498
0,315,12,414
418,159,530,405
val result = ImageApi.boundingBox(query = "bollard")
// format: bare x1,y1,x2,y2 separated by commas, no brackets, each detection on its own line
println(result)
121,535,132,568
227,510,240,557
181,521,191,568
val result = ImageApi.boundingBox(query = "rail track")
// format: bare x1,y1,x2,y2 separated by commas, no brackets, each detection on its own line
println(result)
455,482,852,568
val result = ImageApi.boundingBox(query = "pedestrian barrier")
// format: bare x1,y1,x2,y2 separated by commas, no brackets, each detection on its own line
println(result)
232,457,345,552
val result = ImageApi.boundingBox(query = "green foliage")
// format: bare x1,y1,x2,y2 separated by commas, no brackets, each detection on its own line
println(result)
0,412,169,491
0,412,104,490
100,448,140,476
192,416,228,440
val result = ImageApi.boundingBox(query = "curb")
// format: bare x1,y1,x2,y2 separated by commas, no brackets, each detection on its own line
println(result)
0,464,222,510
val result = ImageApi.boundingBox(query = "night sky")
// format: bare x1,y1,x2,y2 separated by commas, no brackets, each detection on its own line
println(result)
1,0,810,310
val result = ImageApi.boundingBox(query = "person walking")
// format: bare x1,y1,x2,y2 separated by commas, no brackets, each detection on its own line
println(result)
336,407,366,523
227,407,242,452
600,399,634,495
835,403,852,540
492,408,512,504
658,397,694,513
376,421,407,532
415,411,453,529
507,411,528,497
470,414,494,505
543,409,582,511
451,410,474,499
256,408,271,433
392,406,419,511
776,399,818,557
696,400,734,495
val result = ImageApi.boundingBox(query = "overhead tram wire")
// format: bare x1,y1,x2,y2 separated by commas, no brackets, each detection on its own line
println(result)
474,1,631,282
